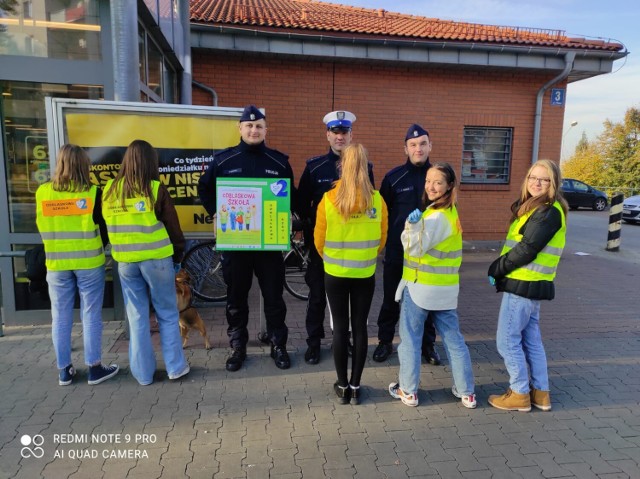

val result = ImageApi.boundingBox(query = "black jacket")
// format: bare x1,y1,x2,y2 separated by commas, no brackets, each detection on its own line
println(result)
379,159,431,263
197,139,295,216
297,148,375,226
488,204,563,300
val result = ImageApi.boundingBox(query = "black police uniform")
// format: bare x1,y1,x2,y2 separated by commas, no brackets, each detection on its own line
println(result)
197,139,294,350
377,159,436,349
298,149,374,348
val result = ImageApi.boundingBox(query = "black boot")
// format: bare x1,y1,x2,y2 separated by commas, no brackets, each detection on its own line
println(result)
226,347,246,372
334,382,351,405
271,344,291,370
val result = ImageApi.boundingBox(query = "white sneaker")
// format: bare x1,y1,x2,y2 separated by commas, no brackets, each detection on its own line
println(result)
452,385,477,409
169,364,190,380
389,382,418,407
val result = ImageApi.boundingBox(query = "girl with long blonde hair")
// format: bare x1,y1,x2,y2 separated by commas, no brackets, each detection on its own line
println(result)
314,143,388,405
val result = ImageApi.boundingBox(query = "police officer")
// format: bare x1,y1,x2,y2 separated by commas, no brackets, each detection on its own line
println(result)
197,105,295,372
298,111,374,365
373,124,441,365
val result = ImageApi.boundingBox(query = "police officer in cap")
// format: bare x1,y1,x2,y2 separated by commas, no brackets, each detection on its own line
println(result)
298,110,374,365
373,124,441,365
198,105,295,372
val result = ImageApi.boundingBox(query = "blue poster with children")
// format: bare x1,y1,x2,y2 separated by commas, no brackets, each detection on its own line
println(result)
215,178,291,251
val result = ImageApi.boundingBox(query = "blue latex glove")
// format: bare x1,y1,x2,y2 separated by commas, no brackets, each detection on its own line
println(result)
488,276,496,286
174,263,182,274
407,208,422,224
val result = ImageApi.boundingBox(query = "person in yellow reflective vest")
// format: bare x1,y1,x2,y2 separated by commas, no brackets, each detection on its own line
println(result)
103,140,188,386
314,143,388,405
35,144,119,386
389,163,476,409
487,159,568,412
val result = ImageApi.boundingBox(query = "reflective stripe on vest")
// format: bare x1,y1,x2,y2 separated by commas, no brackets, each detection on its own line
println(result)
501,201,566,281
322,192,382,278
103,180,173,262
402,205,462,286
35,183,105,271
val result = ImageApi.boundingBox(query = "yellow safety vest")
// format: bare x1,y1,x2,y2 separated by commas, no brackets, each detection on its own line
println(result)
323,192,382,278
102,180,173,262
35,184,105,271
402,206,462,286
501,201,566,281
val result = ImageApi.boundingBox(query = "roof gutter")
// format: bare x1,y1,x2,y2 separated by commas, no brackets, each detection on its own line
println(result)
190,23,626,59
531,51,575,164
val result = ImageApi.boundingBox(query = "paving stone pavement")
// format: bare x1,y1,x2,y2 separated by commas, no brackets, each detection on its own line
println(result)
1,238,639,478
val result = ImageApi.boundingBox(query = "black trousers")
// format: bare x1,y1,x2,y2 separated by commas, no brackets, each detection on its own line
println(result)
222,251,288,349
325,273,375,387
304,244,327,347
376,260,436,350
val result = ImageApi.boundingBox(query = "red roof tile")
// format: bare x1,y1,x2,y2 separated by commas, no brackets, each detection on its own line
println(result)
190,0,623,51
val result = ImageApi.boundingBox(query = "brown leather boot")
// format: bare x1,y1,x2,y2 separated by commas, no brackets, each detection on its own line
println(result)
488,388,531,412
530,388,551,411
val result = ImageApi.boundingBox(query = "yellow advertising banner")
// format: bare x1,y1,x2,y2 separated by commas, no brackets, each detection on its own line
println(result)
63,110,243,236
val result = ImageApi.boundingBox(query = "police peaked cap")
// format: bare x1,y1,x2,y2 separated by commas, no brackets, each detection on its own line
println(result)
323,110,356,130
405,124,430,141
240,105,265,122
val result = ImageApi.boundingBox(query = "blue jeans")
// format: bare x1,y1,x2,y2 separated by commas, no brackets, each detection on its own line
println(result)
48,266,105,369
496,292,548,394
398,288,474,395
118,257,187,385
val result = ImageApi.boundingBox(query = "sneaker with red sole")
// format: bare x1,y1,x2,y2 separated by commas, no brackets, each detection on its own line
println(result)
388,382,418,407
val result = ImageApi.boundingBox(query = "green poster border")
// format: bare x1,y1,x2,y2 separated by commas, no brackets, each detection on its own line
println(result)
215,178,291,251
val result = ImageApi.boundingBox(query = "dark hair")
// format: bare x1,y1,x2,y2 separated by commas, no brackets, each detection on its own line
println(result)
103,140,160,209
421,162,457,210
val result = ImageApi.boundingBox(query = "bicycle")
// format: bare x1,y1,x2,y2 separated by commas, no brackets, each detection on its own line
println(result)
283,220,310,301
180,240,227,303
181,220,310,303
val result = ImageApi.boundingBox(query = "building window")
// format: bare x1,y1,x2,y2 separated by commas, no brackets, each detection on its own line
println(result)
1,80,103,234
138,22,179,103
460,127,512,184
0,0,101,60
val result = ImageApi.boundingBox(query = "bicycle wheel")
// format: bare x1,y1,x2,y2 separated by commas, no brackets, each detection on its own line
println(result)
181,240,227,302
283,247,309,300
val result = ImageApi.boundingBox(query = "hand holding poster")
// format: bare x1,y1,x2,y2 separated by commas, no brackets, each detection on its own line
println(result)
216,178,290,251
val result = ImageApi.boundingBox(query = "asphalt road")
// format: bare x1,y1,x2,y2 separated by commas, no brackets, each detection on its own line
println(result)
566,209,640,265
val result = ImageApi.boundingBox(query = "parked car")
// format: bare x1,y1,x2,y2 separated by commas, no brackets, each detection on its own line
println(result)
561,178,608,211
622,195,640,224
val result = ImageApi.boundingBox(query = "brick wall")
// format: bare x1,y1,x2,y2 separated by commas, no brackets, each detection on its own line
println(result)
192,50,566,240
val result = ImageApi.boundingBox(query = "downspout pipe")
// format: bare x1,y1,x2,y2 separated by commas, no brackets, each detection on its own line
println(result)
110,0,139,102
192,80,219,106
531,52,576,164
179,0,192,104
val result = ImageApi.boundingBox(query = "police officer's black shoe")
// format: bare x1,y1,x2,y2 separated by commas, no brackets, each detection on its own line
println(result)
423,346,441,366
271,344,291,370
304,345,321,365
373,342,393,362
225,347,246,372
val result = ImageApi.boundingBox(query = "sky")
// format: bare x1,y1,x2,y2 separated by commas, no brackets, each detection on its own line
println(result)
335,0,639,159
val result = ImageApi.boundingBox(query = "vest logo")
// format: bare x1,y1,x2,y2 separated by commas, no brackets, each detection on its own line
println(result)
42,198,92,217
366,207,377,219
135,201,146,212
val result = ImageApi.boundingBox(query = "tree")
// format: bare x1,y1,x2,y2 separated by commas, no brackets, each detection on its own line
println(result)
562,106,640,193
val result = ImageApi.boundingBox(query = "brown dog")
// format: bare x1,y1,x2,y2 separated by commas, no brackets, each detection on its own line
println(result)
175,269,211,350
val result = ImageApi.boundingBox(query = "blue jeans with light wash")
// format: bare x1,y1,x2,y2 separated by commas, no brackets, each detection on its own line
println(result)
398,288,474,395
496,292,548,394
118,257,187,385
47,266,106,369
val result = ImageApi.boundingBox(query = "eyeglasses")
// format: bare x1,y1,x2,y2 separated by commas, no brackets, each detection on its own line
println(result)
527,175,551,185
